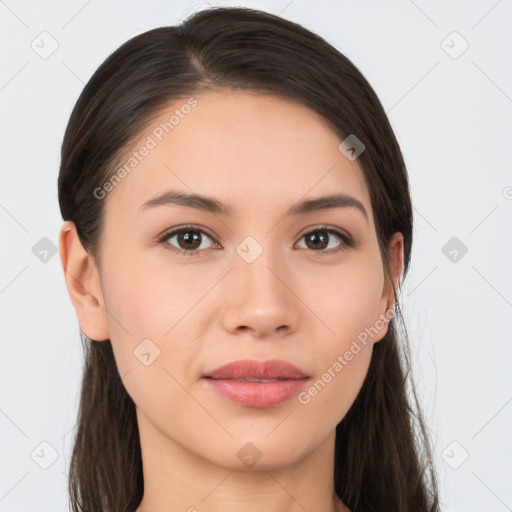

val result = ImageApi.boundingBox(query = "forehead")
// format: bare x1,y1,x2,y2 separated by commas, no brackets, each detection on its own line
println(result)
103,90,372,223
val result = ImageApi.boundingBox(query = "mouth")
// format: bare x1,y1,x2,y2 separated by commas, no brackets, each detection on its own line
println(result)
202,359,310,408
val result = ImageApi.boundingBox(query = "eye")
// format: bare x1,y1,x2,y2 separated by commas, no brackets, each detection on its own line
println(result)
158,225,217,256
158,224,354,257
295,226,353,255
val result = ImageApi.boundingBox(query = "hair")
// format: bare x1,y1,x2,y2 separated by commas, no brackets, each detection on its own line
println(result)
58,6,440,512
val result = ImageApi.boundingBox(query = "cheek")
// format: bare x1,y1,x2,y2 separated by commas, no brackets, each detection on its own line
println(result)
302,344,373,438
302,251,385,344
298,311,375,432
99,254,207,410
293,254,383,427
101,251,203,342
101,268,195,424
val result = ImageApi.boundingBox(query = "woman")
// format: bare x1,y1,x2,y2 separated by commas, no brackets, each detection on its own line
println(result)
58,6,440,512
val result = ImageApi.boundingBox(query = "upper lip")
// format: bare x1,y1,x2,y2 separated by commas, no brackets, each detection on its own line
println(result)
203,359,309,380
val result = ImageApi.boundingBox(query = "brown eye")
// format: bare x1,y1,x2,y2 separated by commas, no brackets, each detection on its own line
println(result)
160,226,216,255
304,230,329,250
296,227,353,254
176,230,202,250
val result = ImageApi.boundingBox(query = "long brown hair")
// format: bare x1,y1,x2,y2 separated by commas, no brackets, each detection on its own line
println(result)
58,6,439,511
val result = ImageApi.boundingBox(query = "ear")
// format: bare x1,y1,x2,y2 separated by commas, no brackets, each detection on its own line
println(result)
374,232,404,342
58,221,110,342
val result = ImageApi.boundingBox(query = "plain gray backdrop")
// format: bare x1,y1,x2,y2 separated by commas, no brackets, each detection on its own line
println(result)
0,1,511,511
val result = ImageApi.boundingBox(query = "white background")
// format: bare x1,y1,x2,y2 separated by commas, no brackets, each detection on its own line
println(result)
0,1,511,511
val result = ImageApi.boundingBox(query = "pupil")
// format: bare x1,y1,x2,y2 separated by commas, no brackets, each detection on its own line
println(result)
308,231,328,250
179,231,200,250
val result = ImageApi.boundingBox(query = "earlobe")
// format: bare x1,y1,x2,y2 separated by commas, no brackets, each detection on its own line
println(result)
58,221,110,342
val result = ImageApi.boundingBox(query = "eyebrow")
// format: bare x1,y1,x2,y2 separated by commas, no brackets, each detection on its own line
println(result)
140,189,368,222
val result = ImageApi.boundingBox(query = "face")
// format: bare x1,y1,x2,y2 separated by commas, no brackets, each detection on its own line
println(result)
68,90,402,471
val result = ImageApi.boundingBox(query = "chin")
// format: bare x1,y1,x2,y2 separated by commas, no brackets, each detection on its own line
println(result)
198,437,309,472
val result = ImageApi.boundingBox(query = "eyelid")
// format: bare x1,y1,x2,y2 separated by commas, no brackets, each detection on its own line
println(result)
157,224,219,250
297,223,351,240
295,224,354,254
157,223,354,255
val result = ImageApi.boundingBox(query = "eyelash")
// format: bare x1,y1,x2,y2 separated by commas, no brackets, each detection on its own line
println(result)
157,224,354,257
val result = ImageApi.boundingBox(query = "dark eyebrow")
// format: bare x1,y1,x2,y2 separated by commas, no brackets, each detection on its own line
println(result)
287,193,368,222
140,190,368,222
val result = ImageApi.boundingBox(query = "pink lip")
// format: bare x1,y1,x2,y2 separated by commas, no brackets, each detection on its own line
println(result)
203,359,310,408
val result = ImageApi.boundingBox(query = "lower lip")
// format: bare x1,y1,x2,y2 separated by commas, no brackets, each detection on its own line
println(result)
204,378,309,408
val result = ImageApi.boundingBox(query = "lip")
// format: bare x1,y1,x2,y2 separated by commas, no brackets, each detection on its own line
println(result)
203,359,310,408
204,358,309,380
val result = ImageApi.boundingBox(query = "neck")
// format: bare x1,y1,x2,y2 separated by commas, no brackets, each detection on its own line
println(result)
134,409,349,512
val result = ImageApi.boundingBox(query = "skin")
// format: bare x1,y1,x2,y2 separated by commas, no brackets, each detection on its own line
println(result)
59,90,403,512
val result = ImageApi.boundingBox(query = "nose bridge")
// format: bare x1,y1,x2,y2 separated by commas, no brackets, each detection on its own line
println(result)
233,233,282,289
221,232,299,335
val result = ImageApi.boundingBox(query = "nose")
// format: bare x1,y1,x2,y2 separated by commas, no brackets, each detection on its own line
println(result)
221,246,301,339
